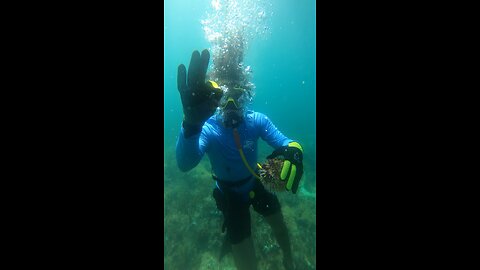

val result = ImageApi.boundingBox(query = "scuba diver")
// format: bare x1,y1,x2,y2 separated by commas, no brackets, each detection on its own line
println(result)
175,49,303,270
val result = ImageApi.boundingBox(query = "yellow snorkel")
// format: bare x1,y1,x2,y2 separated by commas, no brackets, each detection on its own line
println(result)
232,128,262,180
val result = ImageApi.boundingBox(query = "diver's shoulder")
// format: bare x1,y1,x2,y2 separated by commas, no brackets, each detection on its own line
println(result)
204,114,221,128
248,111,269,121
246,111,272,128
203,114,222,133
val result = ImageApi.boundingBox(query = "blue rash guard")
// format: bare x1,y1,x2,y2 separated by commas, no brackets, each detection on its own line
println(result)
176,110,293,194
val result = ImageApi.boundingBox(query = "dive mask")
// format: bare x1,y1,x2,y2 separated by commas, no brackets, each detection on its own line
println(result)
219,86,250,128
219,87,246,106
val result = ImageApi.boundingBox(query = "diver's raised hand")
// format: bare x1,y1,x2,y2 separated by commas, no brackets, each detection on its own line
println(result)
177,49,222,136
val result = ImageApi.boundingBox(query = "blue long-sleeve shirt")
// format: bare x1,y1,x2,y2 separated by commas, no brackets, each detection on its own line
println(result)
176,110,292,183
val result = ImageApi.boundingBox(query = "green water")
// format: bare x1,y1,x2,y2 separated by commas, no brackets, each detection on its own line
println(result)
164,0,316,269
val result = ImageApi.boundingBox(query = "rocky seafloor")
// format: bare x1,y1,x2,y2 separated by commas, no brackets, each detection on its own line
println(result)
164,144,316,270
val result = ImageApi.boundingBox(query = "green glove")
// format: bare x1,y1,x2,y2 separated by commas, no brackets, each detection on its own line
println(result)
267,142,304,194
177,49,223,137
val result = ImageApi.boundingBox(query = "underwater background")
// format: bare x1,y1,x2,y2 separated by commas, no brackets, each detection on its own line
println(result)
164,0,316,269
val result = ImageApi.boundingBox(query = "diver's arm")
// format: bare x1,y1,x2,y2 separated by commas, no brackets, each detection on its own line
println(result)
256,112,304,194
175,124,209,172
256,112,293,148
175,49,221,172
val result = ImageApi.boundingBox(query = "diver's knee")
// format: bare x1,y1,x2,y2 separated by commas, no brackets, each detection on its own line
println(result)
229,229,251,245
266,211,288,231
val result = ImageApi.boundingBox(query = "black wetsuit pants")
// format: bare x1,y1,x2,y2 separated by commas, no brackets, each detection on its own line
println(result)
212,178,281,244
